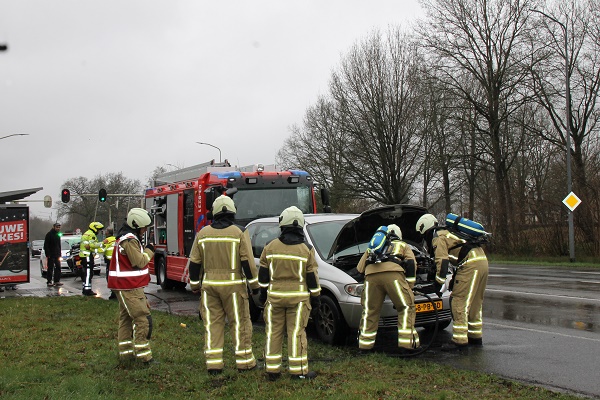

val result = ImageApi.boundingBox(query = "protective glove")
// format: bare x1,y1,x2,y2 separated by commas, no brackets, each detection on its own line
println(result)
190,283,201,293
145,243,155,252
251,287,259,295
310,295,321,309
259,288,268,304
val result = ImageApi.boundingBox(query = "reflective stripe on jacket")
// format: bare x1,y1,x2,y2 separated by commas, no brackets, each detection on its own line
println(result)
107,233,152,290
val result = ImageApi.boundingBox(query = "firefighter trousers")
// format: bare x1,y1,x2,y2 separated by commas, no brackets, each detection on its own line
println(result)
115,288,153,362
450,261,489,345
263,296,311,375
359,271,419,350
199,283,256,371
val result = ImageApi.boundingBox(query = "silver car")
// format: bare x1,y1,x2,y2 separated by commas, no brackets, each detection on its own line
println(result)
40,235,102,277
246,204,452,345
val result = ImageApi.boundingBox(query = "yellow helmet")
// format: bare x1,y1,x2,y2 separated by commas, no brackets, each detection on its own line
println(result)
279,206,304,228
212,195,236,216
416,214,438,235
89,221,104,233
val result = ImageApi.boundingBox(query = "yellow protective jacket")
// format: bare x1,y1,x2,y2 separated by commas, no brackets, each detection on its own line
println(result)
258,238,321,300
188,223,259,291
103,236,116,260
356,239,417,287
80,229,102,257
431,228,488,284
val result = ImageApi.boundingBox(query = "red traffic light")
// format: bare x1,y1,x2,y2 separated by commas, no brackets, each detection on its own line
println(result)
61,189,70,203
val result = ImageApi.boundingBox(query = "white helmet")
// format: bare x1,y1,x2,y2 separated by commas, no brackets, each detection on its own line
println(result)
279,206,304,228
416,214,438,235
212,195,236,216
387,224,402,240
127,208,153,229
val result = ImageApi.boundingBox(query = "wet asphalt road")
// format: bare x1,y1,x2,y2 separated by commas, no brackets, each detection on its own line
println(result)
3,259,600,398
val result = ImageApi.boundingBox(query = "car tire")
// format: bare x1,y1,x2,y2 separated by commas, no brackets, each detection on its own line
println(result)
313,294,348,345
156,257,174,290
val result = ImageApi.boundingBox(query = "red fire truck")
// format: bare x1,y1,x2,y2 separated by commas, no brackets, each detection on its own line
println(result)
143,160,329,289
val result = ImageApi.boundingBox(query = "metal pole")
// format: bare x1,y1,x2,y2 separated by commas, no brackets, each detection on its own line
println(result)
531,9,575,262
196,142,222,163
564,21,575,262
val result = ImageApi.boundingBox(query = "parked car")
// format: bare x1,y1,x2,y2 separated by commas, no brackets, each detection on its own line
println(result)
40,235,102,278
246,204,453,345
30,240,44,257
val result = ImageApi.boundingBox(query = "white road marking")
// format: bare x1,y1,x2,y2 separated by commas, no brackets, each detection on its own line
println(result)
572,271,600,275
487,321,600,343
486,288,600,303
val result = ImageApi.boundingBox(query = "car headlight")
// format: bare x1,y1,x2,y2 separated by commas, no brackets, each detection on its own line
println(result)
344,283,364,297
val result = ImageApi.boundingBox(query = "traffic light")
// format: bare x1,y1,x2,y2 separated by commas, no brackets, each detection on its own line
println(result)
61,189,70,203
99,188,107,202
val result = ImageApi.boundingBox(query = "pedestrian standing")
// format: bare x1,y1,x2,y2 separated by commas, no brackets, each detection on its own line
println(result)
188,195,260,375
43,223,63,287
80,221,104,296
258,206,321,381
107,208,156,365
356,224,420,354
416,214,489,351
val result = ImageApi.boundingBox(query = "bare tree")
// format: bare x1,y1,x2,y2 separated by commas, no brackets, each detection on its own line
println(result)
529,0,600,245
418,0,540,247
329,28,426,205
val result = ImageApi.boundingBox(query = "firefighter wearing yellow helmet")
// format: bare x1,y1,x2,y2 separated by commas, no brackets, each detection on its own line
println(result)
258,206,321,381
188,195,260,374
416,213,489,351
356,224,420,354
81,221,104,296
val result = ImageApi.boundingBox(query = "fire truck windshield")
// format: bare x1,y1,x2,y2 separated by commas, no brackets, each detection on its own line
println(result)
233,186,313,224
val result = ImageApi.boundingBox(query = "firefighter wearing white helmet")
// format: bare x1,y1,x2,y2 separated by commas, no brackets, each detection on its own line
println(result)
416,213,489,352
188,195,259,374
356,224,420,354
258,206,321,381
80,221,104,296
107,208,157,365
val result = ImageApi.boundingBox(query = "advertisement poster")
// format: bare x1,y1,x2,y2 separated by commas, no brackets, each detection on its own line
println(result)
0,204,30,284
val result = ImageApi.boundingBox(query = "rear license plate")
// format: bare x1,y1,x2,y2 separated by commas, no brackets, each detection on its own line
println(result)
416,300,442,313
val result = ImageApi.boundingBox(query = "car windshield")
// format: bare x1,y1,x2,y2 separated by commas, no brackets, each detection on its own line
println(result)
32,240,44,248
233,187,313,221
61,240,73,251
306,219,366,260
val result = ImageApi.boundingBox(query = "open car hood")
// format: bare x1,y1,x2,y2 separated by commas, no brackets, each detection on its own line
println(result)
327,204,428,259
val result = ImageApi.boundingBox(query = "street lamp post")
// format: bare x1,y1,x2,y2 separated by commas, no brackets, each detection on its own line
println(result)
166,163,181,170
196,142,222,163
532,9,575,262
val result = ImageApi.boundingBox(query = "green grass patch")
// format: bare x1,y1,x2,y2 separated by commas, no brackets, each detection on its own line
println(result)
0,297,579,399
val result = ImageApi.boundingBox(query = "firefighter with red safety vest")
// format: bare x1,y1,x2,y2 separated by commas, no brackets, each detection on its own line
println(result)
258,206,321,381
416,213,489,351
356,224,420,354
107,208,156,365
188,195,260,375
81,221,104,296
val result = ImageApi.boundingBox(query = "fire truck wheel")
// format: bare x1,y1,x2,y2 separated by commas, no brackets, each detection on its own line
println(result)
156,257,174,290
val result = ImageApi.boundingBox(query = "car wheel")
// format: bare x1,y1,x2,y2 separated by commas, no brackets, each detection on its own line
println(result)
313,295,348,345
422,319,451,332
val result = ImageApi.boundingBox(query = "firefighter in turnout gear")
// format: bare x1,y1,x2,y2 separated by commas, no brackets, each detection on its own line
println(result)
356,224,420,353
416,213,489,351
258,206,321,381
188,195,260,374
107,208,156,365
81,221,104,296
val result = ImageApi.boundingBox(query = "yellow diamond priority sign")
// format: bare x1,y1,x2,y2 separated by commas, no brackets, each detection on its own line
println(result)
562,192,581,212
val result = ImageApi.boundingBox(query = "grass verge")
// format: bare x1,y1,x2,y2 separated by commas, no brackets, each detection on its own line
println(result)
0,296,580,400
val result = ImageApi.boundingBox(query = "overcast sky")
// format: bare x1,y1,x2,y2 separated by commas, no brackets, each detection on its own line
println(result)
0,0,423,220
